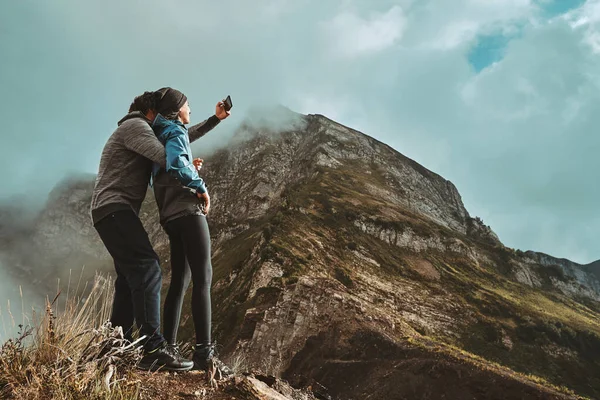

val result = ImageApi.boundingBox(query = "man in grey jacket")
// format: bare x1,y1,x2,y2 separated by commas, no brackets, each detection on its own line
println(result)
91,91,229,371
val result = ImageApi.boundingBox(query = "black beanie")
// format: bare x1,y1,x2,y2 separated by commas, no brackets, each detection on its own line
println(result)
155,87,188,118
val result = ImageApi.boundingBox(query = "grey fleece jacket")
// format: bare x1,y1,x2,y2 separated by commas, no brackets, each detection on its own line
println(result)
90,112,220,225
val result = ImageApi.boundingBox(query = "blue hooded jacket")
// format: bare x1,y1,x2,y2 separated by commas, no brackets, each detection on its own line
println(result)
149,113,216,226
151,114,207,194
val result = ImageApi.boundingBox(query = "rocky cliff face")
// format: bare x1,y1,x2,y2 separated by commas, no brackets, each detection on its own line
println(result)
1,111,599,399
512,251,600,301
204,114,472,234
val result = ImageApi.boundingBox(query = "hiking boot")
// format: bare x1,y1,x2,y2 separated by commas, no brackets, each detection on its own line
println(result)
192,343,234,381
138,343,193,372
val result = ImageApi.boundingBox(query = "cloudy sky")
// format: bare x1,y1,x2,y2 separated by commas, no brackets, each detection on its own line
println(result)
0,0,597,264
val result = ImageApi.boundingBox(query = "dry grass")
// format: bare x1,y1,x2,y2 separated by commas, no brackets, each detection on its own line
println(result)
486,283,600,334
225,348,249,374
0,274,143,400
406,335,590,399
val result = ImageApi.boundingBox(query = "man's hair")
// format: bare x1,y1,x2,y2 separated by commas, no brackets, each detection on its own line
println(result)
128,91,159,114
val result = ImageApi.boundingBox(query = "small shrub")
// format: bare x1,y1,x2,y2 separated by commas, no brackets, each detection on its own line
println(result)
285,276,299,285
261,245,276,261
334,268,354,289
272,211,284,225
263,225,274,242
545,264,566,282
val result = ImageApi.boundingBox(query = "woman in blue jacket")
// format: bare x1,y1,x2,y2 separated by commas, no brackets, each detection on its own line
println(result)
151,87,232,380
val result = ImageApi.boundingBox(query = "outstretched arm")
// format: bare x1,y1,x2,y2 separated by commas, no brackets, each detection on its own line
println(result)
187,100,231,143
187,115,221,143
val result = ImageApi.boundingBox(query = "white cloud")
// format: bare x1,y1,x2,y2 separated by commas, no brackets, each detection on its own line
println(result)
322,6,406,58
434,20,481,50
568,0,600,26
566,0,600,52
402,0,535,50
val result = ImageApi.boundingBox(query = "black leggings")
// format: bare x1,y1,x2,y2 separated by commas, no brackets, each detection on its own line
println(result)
162,214,212,346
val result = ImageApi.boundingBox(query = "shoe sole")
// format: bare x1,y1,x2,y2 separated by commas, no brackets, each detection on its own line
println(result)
137,362,194,372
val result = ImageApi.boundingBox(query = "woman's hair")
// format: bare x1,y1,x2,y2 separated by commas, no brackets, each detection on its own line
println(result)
155,87,187,120
128,91,161,114
162,110,181,121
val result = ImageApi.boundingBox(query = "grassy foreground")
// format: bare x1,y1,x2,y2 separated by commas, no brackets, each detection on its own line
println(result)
0,275,142,400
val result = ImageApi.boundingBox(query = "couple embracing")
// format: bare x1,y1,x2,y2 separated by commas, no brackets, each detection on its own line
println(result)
90,87,232,378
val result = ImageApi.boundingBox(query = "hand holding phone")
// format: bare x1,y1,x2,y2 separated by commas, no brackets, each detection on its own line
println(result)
216,96,232,120
223,95,232,111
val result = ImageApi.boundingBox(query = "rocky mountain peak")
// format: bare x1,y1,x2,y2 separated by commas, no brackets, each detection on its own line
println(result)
204,112,473,237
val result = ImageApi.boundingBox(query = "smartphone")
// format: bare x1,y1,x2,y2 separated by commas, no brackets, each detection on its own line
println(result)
223,95,233,111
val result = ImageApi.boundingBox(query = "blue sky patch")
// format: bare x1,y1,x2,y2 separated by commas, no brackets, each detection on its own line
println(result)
538,0,586,18
468,33,513,72
468,0,585,72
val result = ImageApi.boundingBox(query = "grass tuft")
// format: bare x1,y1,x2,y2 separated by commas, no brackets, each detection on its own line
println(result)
0,274,142,400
